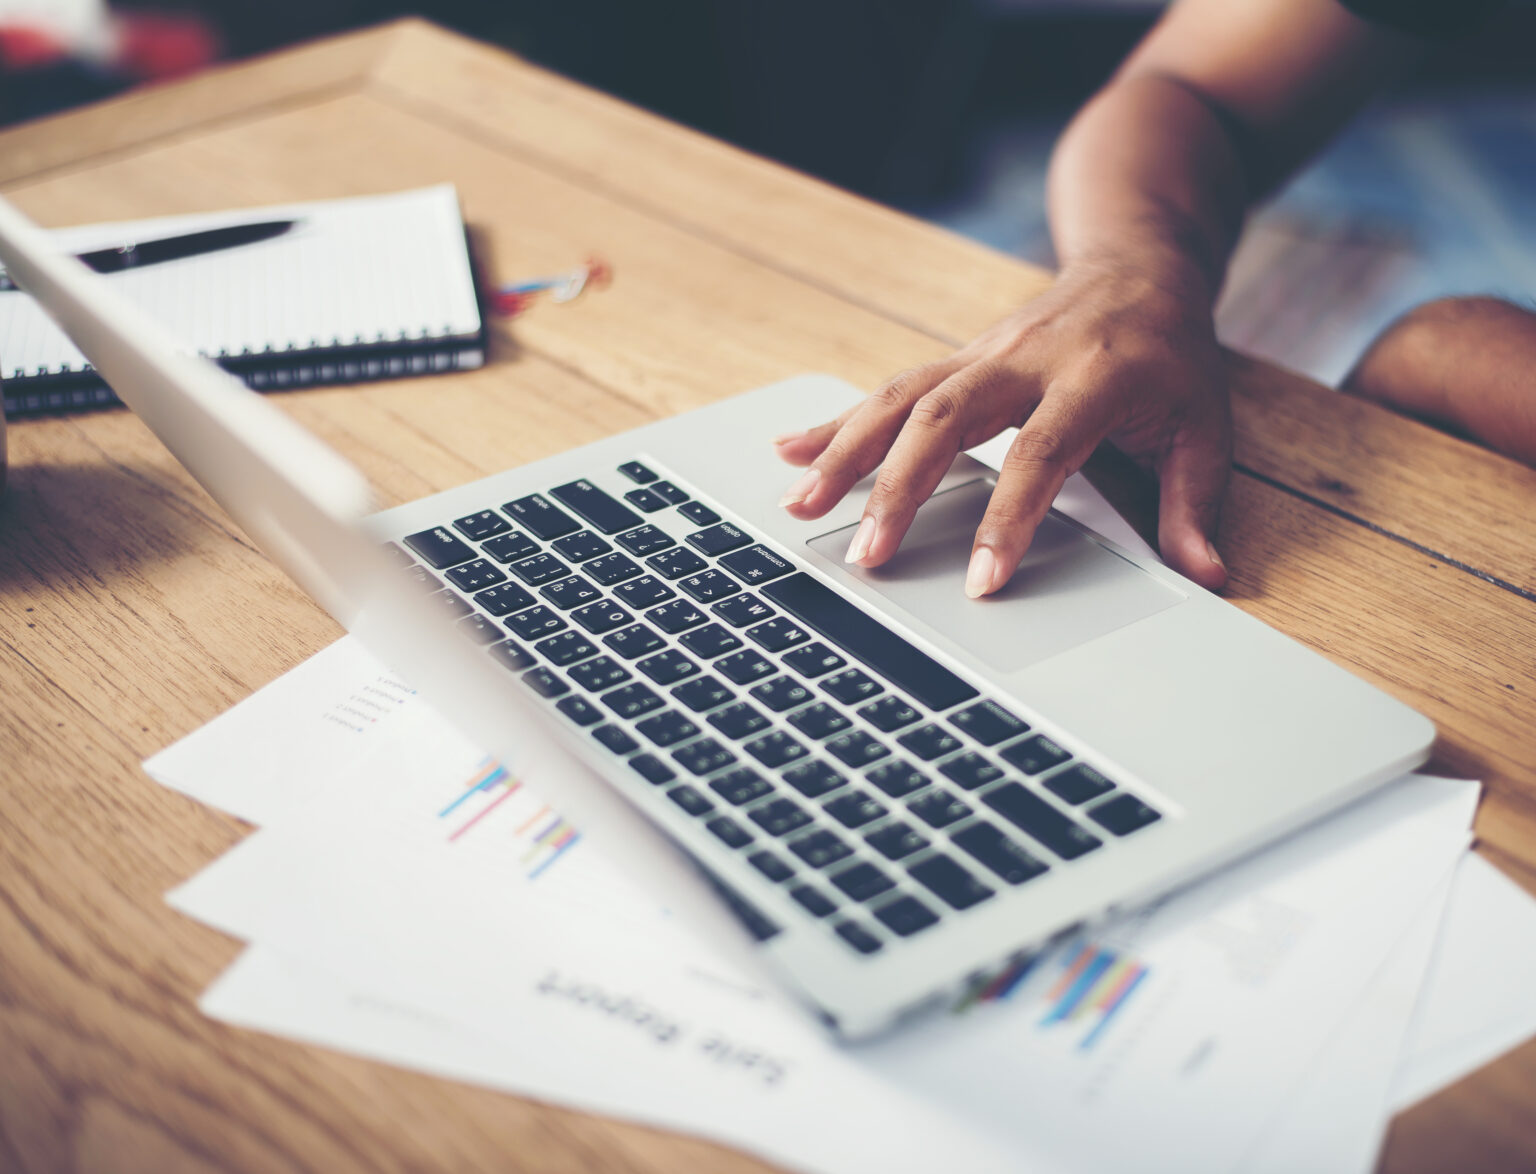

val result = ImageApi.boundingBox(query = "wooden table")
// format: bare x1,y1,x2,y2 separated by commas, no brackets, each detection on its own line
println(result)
2,19,1533,1173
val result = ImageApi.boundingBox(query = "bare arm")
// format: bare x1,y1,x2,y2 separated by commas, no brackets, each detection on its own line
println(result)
777,0,1420,592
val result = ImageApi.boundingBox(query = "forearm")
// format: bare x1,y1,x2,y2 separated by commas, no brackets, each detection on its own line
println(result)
1046,72,1250,302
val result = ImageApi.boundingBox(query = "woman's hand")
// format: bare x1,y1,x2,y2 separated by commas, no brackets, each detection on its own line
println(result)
773,247,1232,595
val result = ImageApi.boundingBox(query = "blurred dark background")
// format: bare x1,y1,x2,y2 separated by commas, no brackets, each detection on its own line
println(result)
4,1,1532,383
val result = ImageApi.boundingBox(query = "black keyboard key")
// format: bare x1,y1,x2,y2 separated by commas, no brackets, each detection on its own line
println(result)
672,737,737,776
718,544,793,586
711,883,780,943
668,783,715,817
940,752,1005,791
999,734,1072,776
522,666,569,698
749,850,794,883
825,730,890,768
706,815,754,849
556,696,603,727
789,829,854,869
873,895,940,938
446,558,508,594
1044,764,1117,806
898,724,964,762
782,642,847,679
404,526,475,569
710,767,773,806
630,753,675,785
712,594,775,628
550,479,643,535
583,552,643,586
908,854,994,911
457,614,503,645
647,599,707,634
858,695,920,732
865,821,929,861
1087,793,1163,836
743,730,809,769
825,791,888,829
983,782,1103,860
749,798,813,837
428,590,474,619
866,761,929,798
679,623,743,660
504,493,580,540
650,480,689,505
646,546,708,580
791,884,838,918
717,650,775,685
474,581,535,616
593,724,639,754
614,525,675,556
540,575,601,611
821,669,883,705
786,702,852,741
571,600,634,635
534,630,599,667
782,760,847,799
952,822,1049,885
625,487,668,513
506,605,565,640
686,522,752,557
551,529,612,563
830,861,895,903
602,683,665,720
834,920,883,955
749,676,813,713
487,639,534,671
671,675,734,713
619,460,658,484
678,500,720,526
908,790,973,828
613,574,675,610
950,700,1029,747
453,510,511,541
637,649,700,685
638,709,701,748
678,569,742,603
569,656,631,693
746,617,810,653
509,553,570,586
404,565,440,593
482,531,540,564
761,574,979,711
708,701,771,740
603,623,665,660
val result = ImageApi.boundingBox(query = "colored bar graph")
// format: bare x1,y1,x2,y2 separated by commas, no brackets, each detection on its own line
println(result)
1036,943,1149,1050
435,758,579,880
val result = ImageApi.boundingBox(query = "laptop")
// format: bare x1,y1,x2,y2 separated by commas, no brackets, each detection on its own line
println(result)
0,195,1435,1040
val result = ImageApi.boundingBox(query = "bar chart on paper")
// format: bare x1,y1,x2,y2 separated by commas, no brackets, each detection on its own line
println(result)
959,942,1150,1052
438,758,581,880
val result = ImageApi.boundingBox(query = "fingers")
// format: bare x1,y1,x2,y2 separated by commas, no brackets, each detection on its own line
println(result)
772,407,857,468
966,393,1109,598
1155,415,1231,590
773,361,961,520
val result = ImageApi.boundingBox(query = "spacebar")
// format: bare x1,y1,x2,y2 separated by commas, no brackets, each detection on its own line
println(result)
761,574,978,711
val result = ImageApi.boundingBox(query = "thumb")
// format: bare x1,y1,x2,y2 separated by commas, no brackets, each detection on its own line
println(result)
1156,421,1231,590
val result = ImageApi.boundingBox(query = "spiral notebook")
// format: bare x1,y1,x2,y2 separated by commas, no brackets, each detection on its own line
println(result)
0,185,484,417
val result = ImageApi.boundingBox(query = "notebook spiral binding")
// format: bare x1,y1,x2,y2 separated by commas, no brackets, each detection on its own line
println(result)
1,328,487,418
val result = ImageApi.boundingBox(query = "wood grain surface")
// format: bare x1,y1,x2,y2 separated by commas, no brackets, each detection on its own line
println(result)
1,20,1532,1174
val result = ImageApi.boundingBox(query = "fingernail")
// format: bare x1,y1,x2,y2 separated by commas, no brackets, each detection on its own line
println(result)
771,430,805,447
777,467,821,509
844,515,878,564
965,546,997,598
1206,541,1225,570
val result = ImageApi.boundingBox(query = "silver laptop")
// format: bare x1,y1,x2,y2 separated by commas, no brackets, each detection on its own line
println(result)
0,195,1435,1040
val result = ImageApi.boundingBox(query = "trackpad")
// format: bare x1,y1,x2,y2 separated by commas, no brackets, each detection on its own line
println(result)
806,479,1184,673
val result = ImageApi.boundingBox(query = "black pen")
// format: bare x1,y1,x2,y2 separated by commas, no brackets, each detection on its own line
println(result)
0,218,298,291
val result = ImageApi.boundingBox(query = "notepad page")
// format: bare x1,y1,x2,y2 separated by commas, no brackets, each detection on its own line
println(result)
0,185,481,380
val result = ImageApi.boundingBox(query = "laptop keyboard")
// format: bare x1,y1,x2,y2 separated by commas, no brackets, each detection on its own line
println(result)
394,460,1163,957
